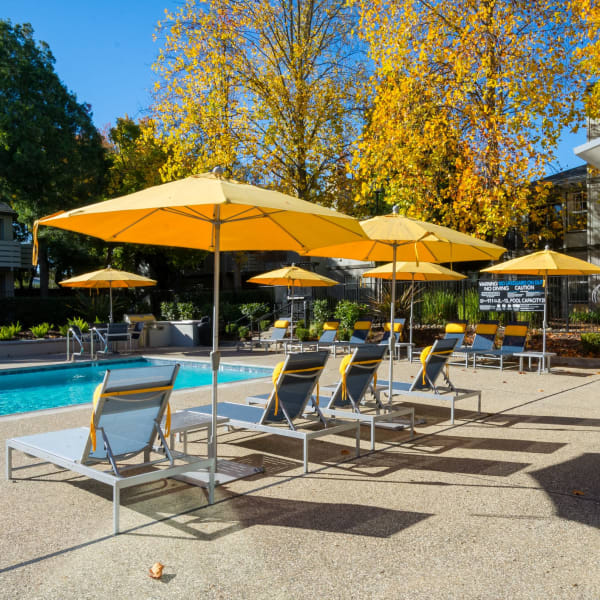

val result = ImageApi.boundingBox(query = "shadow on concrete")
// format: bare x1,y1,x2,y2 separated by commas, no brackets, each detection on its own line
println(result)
409,434,565,455
529,453,600,529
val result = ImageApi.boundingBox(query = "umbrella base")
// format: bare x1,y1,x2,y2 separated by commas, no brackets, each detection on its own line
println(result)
173,459,264,487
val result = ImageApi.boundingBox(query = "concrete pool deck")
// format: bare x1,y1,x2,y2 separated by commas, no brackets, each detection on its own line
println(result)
1,347,599,598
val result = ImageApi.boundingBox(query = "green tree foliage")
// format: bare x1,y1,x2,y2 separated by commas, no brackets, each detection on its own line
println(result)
0,21,107,293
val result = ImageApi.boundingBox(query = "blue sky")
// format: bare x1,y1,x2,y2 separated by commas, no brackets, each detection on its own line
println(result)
1,0,588,174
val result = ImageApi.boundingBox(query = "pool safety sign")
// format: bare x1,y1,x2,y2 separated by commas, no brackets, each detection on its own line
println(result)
479,279,545,312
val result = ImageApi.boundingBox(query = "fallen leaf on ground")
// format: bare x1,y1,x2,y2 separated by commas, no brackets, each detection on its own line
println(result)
149,562,165,579
572,490,585,496
340,449,350,455
538,389,544,392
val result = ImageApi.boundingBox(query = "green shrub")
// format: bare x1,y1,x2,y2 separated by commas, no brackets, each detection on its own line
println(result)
238,325,250,340
177,301,196,320
581,333,600,354
337,327,351,341
68,317,89,333
570,309,600,324
309,322,322,339
59,323,70,337
160,301,178,321
259,319,271,331
0,322,22,341
312,299,331,324
334,300,368,330
239,302,270,321
457,289,481,324
295,327,310,342
31,322,53,338
421,290,458,325
225,323,238,335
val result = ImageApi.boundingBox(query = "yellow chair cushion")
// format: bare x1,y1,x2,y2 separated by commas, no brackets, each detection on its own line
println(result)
384,322,403,333
274,320,289,329
353,321,371,330
504,325,528,337
476,323,498,335
323,321,339,331
445,322,466,333
272,361,285,386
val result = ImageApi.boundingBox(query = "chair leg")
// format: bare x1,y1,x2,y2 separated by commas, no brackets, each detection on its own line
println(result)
113,485,120,535
450,399,455,424
371,420,375,451
6,445,12,479
355,422,361,458
303,439,308,474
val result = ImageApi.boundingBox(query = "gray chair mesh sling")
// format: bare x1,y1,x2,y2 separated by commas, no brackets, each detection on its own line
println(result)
317,344,414,449
452,320,499,367
472,321,528,370
380,337,481,423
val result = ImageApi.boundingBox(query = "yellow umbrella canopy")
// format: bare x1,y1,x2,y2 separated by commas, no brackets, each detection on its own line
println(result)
305,211,506,263
363,261,467,281
60,267,157,324
34,171,367,481
481,248,600,361
59,267,156,289
247,265,339,287
481,248,600,276
248,265,339,335
363,261,466,346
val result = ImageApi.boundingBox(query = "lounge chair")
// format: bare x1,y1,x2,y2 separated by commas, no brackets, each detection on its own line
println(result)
186,351,360,473
328,319,373,357
411,320,467,362
285,320,340,354
6,365,211,535
472,322,528,370
379,337,481,424
378,318,410,359
251,319,290,351
316,344,415,450
451,320,499,367
95,322,132,354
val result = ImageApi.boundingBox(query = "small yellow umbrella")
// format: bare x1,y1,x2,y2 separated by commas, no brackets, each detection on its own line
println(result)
307,207,505,398
482,247,600,362
60,267,156,323
363,262,466,347
248,265,339,335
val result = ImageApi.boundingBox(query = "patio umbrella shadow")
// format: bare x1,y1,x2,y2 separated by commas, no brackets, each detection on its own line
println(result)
129,492,433,541
409,434,566,455
338,449,529,478
483,413,600,431
529,453,600,529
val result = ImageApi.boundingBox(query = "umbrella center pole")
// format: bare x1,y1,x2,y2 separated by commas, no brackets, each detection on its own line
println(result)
388,245,397,402
209,208,221,502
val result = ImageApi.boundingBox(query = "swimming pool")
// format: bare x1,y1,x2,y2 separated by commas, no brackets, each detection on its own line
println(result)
0,357,272,416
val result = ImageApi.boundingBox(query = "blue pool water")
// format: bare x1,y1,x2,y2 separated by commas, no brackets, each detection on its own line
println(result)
0,358,272,416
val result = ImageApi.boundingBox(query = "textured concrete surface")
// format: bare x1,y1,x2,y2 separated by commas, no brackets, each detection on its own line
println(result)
1,347,599,599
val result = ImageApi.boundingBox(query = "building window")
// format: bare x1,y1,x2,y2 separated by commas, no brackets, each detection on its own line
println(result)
565,190,587,232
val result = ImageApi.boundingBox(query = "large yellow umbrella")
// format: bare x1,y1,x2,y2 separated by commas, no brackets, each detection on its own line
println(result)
363,261,466,347
247,265,339,335
59,267,157,323
482,247,600,364
33,171,367,483
306,207,505,398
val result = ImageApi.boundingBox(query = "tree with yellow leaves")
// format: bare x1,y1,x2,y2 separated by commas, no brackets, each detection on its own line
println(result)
150,0,364,204
354,0,597,246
